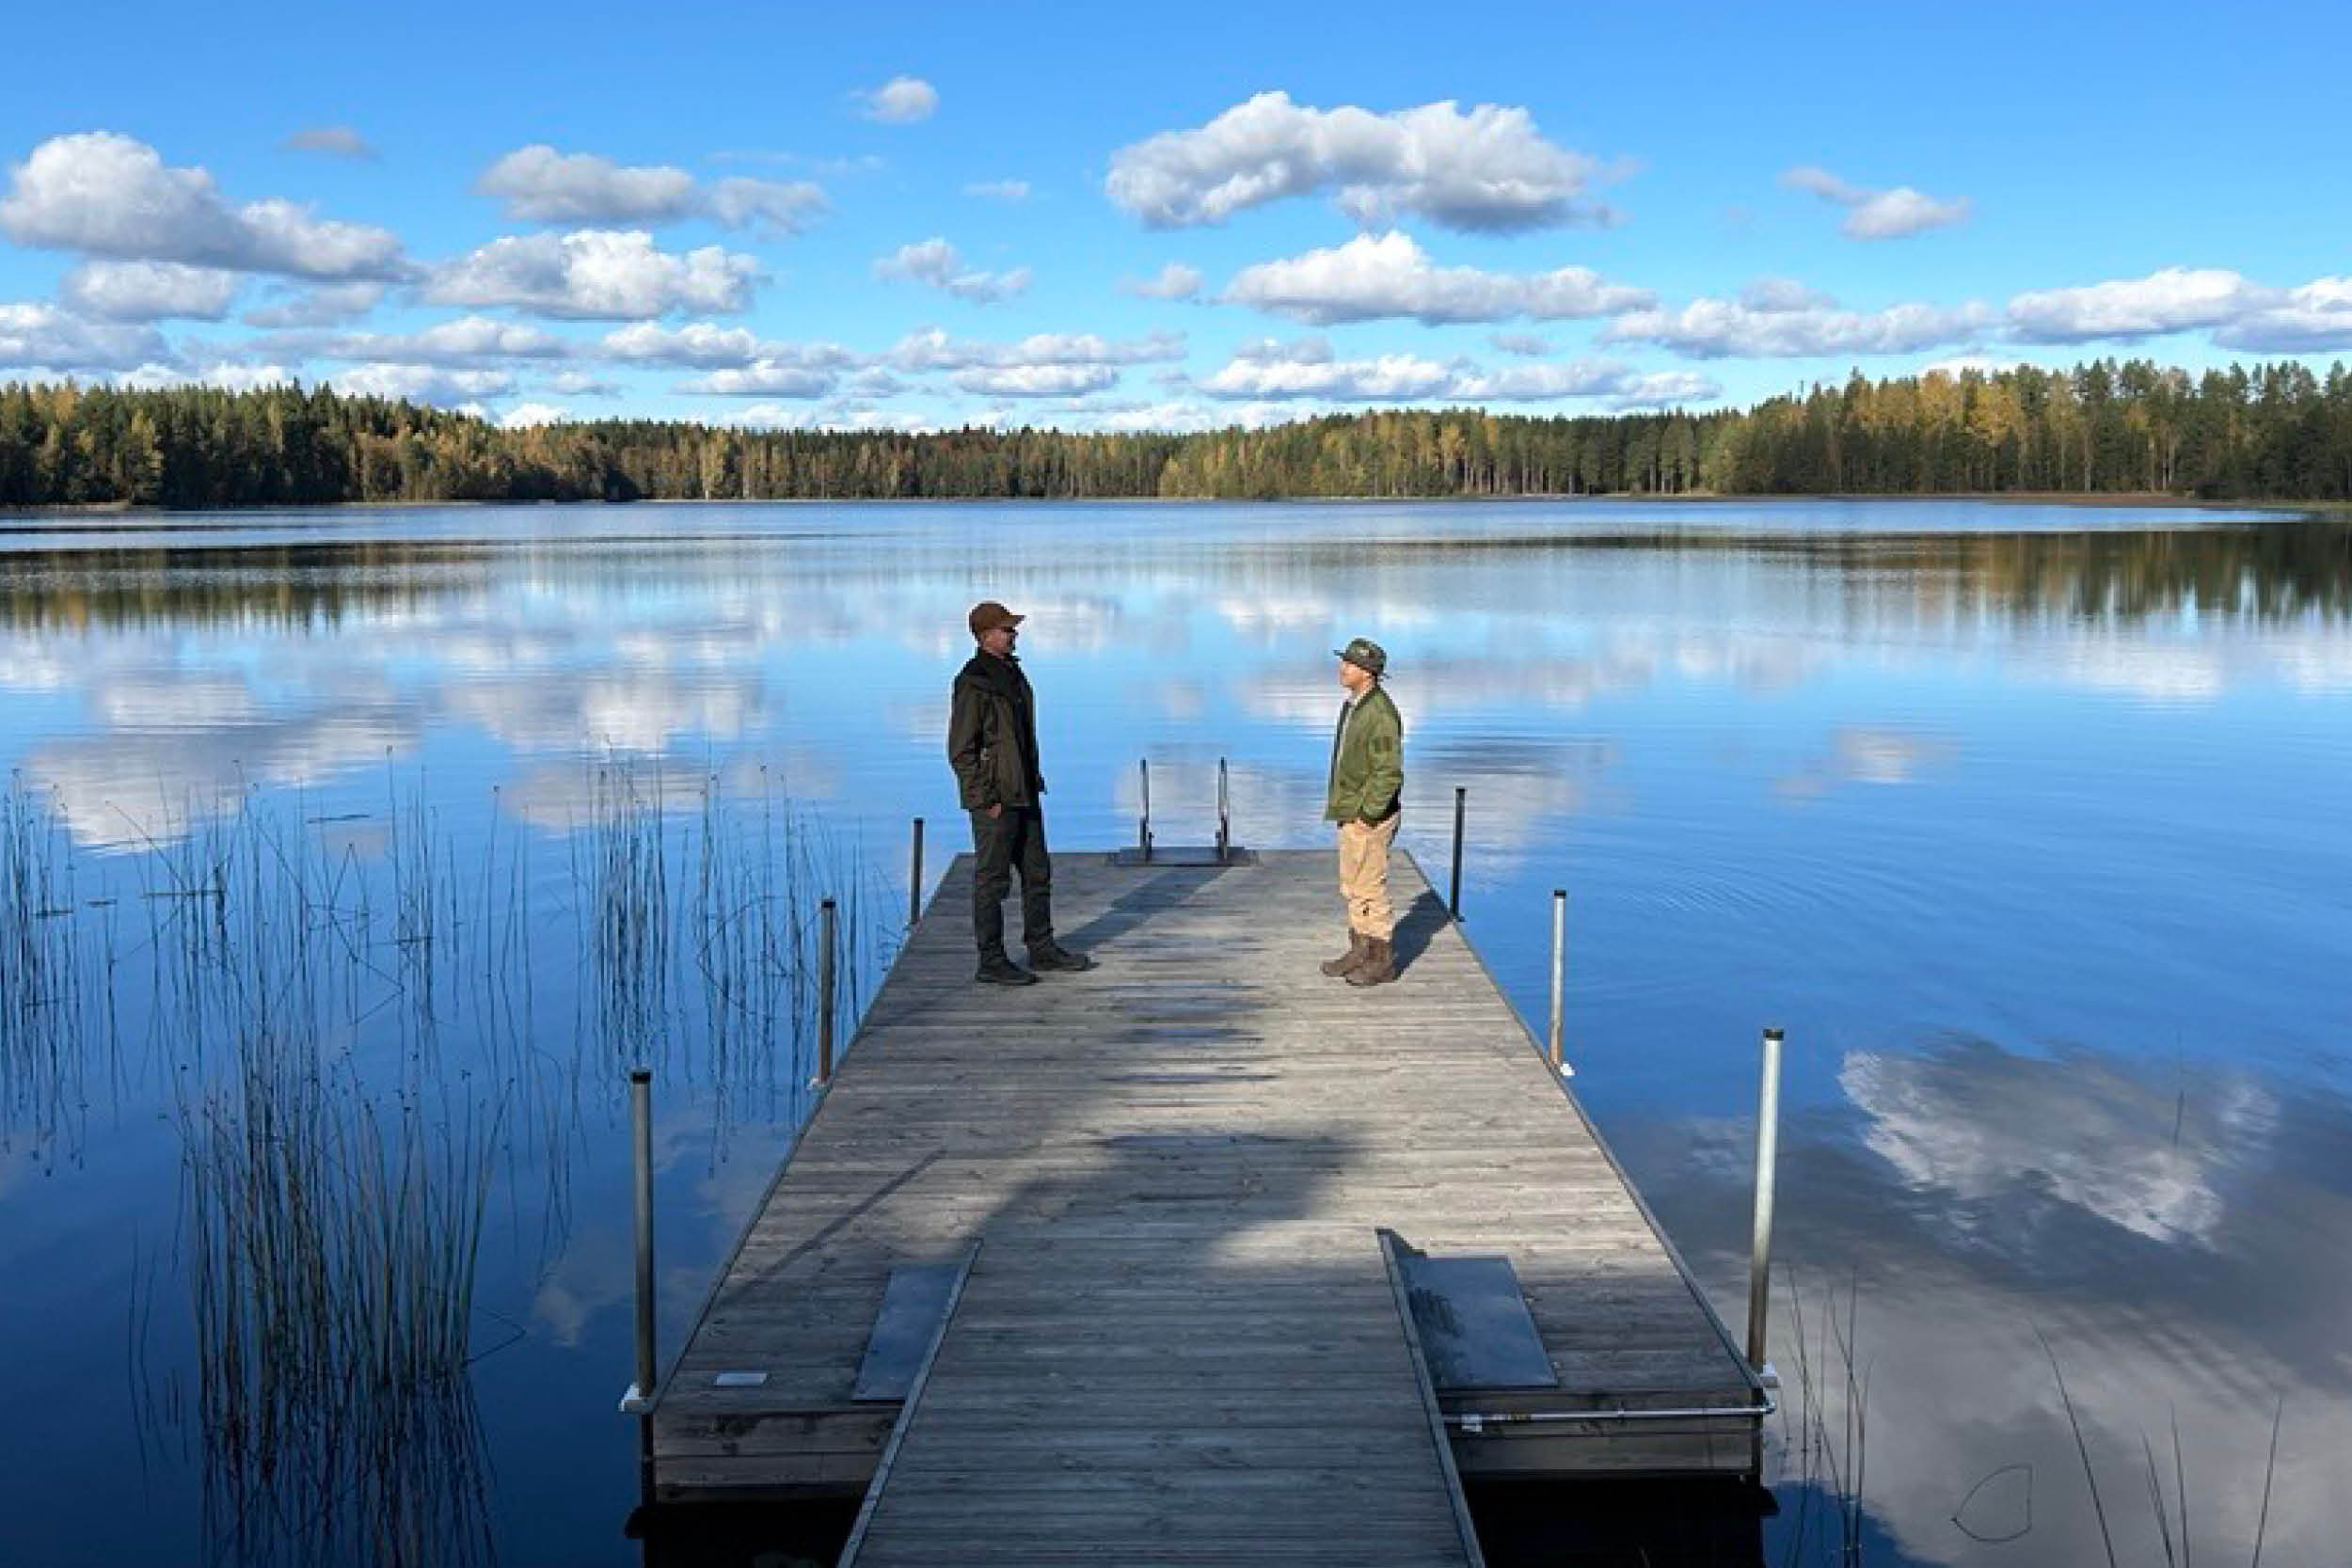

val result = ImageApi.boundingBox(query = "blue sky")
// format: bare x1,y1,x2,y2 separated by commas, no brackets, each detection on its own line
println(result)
5,0,2349,433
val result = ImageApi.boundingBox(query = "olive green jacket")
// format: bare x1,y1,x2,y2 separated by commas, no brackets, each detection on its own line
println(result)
947,650,1045,811
1325,685,1403,823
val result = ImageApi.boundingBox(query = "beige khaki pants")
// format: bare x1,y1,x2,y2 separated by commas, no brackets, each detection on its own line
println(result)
1336,814,1400,940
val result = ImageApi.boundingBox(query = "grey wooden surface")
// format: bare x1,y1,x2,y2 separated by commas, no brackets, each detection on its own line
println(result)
652,849,1756,1558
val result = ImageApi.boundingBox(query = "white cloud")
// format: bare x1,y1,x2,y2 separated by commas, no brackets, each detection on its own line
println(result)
1,133,409,280
889,327,1184,372
1198,335,1716,407
499,402,573,429
1782,166,1970,239
241,281,387,328
1739,277,1838,312
1993,267,2352,351
952,364,1120,398
707,177,827,236
679,362,841,397
1089,401,1234,433
1061,399,1304,434
477,145,700,225
861,76,939,123
604,325,860,396
1106,91,1610,231
601,321,768,368
714,150,885,178
2216,277,2352,351
729,400,937,432
1221,230,1652,325
1121,261,1202,300
324,363,516,404
1922,354,2030,377
1231,335,1333,364
303,315,574,365
1604,292,1991,358
116,360,297,392
1455,363,1719,405
60,260,241,321
474,148,828,238
2004,266,2264,344
282,126,376,160
0,302,171,370
207,363,298,390
964,179,1030,202
840,367,906,397
544,369,622,397
1606,370,1721,407
427,230,762,319
1200,339,1454,401
1443,360,1629,399
1844,187,1971,240
874,238,1030,304
1489,332,1551,356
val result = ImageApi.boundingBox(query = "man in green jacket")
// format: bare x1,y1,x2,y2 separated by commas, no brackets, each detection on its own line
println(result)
947,600,1095,986
1321,636,1404,987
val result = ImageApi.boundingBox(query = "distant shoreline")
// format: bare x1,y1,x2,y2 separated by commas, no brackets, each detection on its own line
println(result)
0,490,2332,524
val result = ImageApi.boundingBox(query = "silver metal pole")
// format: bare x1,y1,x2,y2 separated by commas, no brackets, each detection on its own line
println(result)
816,898,837,1086
1138,759,1152,861
628,1068,656,1411
907,817,924,931
1746,1026,1785,1373
1449,787,1467,920
1548,889,1569,1076
1216,757,1231,863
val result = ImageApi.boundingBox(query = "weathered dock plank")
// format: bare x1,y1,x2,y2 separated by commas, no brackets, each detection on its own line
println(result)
650,848,1759,1558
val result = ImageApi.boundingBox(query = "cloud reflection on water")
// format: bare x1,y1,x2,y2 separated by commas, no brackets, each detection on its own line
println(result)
1621,1036,2352,1567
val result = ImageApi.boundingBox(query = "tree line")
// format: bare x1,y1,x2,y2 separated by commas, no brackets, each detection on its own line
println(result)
5,358,2352,510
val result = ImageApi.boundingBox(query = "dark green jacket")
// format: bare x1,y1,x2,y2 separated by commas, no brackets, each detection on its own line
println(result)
1325,685,1403,822
947,650,1045,811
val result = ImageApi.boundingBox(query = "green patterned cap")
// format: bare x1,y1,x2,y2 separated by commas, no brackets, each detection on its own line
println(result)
1334,637,1388,675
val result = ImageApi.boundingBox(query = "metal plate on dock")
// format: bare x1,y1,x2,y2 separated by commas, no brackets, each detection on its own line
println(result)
1106,846,1256,867
851,1263,963,1402
1395,1252,1559,1392
710,1370,770,1388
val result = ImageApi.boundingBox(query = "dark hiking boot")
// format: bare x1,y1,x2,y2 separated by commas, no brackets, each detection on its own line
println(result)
1321,931,1370,977
976,953,1039,986
1026,940,1096,973
1344,938,1395,988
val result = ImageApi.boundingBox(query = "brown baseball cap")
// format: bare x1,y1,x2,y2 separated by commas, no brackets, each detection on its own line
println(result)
968,600,1025,638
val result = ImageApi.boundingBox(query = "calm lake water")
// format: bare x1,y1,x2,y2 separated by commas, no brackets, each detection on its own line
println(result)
1,498,2347,1567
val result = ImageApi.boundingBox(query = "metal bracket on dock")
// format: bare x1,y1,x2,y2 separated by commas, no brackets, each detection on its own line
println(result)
851,1262,968,1402
836,1242,982,1568
1390,1243,1558,1393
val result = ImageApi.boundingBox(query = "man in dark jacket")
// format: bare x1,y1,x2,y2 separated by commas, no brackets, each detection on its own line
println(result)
1321,636,1404,987
946,601,1095,985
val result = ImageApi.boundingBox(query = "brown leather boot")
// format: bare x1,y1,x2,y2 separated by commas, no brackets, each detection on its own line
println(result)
1321,930,1369,977
1345,937,1395,987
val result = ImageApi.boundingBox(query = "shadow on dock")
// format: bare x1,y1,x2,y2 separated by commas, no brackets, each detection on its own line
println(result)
1053,858,1244,954
1391,886,1452,972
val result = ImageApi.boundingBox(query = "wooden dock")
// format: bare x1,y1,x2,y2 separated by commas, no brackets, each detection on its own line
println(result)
649,849,1764,1563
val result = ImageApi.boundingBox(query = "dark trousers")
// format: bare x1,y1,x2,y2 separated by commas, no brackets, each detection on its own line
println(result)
970,806,1053,958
